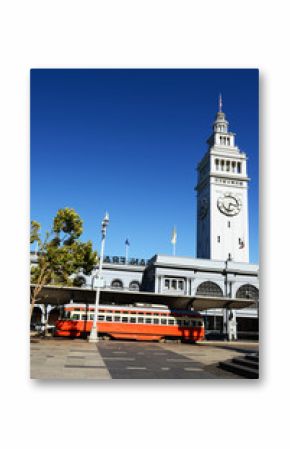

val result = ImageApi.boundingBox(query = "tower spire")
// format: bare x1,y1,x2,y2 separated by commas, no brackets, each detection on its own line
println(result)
219,93,223,112
211,93,228,135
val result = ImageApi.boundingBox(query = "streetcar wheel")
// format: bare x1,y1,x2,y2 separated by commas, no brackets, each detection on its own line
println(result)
102,335,111,341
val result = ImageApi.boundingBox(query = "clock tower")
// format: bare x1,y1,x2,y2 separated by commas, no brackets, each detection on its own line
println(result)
195,95,250,263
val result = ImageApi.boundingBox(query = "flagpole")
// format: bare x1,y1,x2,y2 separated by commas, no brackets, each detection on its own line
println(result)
125,239,129,264
125,244,128,264
171,226,177,256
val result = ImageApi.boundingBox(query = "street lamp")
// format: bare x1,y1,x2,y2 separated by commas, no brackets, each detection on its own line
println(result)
89,212,109,343
224,254,232,341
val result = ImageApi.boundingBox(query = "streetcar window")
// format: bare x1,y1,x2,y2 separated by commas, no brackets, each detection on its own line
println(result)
138,317,144,323
98,315,104,321
115,311,121,314
184,320,190,326
161,319,167,325
106,316,112,322
71,314,80,320
114,316,120,322
145,318,152,324
129,317,136,323
168,319,175,325
122,317,128,323
198,321,203,327
153,318,159,324
89,314,94,320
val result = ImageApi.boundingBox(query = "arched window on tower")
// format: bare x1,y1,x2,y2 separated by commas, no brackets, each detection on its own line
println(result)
221,160,225,171
215,159,219,171
226,160,230,172
237,162,241,174
232,161,236,173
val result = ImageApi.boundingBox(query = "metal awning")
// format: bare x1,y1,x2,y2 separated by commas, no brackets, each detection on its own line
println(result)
190,296,255,311
31,285,255,310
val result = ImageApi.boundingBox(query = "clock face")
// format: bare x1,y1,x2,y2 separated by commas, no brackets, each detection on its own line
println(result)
199,198,208,219
217,193,242,216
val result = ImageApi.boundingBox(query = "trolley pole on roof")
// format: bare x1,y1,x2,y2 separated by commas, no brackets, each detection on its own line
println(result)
89,212,109,343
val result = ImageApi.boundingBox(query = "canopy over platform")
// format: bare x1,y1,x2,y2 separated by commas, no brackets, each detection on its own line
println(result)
31,285,255,311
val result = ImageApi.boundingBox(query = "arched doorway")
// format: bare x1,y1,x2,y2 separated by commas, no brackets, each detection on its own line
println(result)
236,284,259,340
31,305,42,330
196,281,224,338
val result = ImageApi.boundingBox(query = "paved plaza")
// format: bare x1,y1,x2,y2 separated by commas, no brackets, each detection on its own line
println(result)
30,337,258,380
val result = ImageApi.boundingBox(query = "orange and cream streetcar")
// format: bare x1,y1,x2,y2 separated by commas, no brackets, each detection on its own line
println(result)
54,303,205,342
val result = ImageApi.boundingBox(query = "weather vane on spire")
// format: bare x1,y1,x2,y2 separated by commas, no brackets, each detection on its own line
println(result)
219,93,223,112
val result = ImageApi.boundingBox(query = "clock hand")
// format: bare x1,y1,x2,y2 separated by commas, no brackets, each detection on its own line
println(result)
225,200,237,211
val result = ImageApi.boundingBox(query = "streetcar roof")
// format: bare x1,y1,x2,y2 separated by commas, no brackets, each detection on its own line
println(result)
62,303,202,315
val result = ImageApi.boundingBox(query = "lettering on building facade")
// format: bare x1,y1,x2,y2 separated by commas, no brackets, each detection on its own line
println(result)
103,256,148,266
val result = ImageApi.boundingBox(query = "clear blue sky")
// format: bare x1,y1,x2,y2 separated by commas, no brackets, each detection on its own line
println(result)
31,69,259,264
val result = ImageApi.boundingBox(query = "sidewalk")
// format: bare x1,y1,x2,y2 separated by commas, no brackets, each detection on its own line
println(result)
30,337,256,380
30,338,111,380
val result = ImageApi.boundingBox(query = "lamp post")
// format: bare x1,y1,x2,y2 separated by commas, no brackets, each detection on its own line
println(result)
224,255,231,341
89,212,109,343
